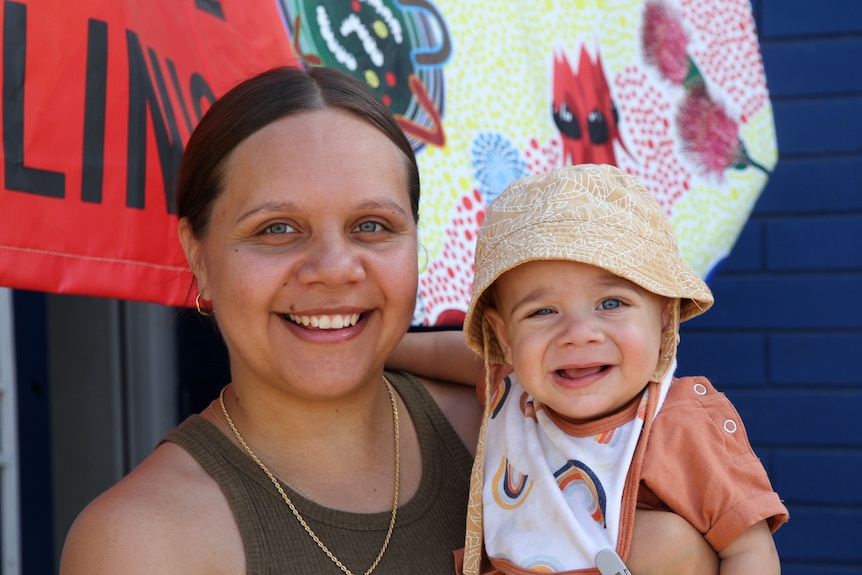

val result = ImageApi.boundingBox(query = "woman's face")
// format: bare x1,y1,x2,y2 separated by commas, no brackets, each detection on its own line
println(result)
181,108,418,399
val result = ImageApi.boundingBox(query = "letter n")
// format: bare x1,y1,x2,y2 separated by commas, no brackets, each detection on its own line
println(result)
126,30,183,214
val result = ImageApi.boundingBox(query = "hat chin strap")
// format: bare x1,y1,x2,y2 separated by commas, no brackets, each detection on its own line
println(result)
462,319,496,575
652,299,681,383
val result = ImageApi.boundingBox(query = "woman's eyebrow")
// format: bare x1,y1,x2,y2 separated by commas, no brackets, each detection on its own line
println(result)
235,201,302,224
355,198,410,217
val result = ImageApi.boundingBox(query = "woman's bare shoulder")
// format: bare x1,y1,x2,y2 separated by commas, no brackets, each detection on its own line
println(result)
60,441,244,575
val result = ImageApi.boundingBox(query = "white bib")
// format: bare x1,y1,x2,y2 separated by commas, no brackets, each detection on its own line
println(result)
482,370,671,571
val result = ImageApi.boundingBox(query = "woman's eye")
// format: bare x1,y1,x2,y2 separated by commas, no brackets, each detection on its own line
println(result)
600,298,623,310
355,221,383,233
264,222,294,235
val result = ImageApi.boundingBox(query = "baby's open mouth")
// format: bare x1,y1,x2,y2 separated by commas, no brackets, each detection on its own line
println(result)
557,365,608,379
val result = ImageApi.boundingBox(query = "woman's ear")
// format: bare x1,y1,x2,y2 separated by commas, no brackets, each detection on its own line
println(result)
178,218,207,292
484,307,514,365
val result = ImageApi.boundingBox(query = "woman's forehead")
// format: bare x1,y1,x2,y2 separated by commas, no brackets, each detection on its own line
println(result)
216,110,410,204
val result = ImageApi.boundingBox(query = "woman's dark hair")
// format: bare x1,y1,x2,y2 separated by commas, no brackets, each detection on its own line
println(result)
177,66,420,237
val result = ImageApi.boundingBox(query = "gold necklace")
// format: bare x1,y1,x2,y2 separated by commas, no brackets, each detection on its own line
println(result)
218,378,400,575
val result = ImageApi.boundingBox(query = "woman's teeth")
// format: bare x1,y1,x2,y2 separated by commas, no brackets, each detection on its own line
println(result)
287,313,360,329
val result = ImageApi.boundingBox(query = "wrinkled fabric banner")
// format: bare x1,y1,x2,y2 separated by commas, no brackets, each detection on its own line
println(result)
0,0,774,324
0,0,296,306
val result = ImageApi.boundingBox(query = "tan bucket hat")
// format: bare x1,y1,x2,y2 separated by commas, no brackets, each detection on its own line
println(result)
463,163,714,371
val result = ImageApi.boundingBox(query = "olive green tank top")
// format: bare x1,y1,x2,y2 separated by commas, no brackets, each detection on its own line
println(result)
161,370,474,574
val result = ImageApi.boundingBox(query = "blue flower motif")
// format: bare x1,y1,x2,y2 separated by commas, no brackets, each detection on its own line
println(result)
471,132,528,204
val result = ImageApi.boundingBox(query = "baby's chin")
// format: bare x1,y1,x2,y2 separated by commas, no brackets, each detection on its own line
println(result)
542,393,634,423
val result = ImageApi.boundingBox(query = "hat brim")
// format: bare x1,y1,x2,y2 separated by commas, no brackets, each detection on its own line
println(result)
464,219,713,363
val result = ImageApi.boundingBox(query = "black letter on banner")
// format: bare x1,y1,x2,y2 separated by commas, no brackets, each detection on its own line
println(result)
3,1,65,198
195,0,225,20
82,19,108,203
190,73,216,122
126,30,183,214
167,60,193,135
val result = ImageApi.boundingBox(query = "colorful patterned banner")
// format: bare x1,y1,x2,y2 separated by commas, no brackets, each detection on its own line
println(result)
281,0,774,326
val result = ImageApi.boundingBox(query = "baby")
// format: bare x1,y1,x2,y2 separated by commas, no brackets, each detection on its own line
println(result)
396,164,788,574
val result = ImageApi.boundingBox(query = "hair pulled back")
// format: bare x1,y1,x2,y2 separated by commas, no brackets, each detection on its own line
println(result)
177,66,420,238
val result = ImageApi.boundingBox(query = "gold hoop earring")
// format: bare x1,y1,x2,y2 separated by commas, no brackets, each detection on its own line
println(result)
418,242,430,274
195,292,214,317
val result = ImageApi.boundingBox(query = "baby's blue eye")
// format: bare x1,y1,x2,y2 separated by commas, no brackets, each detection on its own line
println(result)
531,307,554,316
600,298,622,310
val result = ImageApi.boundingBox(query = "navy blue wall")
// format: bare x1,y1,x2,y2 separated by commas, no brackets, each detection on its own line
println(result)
677,1,862,572
13,291,54,575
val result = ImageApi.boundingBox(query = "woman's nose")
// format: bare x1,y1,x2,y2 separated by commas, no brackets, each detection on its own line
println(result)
296,232,366,286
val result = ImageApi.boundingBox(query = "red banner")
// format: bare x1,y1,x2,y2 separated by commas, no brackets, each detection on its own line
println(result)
0,0,297,306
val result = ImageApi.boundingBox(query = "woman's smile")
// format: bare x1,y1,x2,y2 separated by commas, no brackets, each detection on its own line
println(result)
286,312,362,329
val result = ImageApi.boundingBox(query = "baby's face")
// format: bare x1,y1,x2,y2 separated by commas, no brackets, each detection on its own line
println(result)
484,260,670,420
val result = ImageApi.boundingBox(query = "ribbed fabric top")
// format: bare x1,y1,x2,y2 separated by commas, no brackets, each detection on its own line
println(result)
161,370,474,574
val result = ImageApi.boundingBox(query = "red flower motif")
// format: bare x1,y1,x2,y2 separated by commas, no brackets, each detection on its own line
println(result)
676,85,767,176
641,0,769,176
641,0,691,85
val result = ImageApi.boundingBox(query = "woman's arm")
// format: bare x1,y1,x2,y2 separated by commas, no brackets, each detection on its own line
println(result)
387,329,483,385
421,376,483,456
